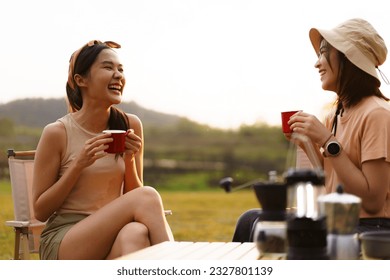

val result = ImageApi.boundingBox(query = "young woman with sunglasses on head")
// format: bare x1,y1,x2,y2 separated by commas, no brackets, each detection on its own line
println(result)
32,40,174,259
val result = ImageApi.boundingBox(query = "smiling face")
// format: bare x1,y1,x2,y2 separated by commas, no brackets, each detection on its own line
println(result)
78,49,126,105
314,39,341,93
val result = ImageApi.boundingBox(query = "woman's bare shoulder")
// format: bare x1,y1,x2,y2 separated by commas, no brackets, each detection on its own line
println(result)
38,121,67,151
126,113,143,131
42,121,66,137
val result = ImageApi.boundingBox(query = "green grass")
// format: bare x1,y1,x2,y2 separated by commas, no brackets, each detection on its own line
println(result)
0,180,258,260
160,190,258,242
0,180,15,260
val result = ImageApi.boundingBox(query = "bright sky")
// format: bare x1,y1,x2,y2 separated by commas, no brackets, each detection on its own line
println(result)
1,0,389,129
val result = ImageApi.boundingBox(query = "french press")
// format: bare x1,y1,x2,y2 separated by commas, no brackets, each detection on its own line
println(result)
284,134,328,259
285,168,328,259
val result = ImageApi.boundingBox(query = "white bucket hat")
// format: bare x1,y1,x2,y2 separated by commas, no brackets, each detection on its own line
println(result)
309,18,387,82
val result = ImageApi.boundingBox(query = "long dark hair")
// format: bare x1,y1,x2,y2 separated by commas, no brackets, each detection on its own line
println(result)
336,53,389,109
66,43,130,131
323,38,390,135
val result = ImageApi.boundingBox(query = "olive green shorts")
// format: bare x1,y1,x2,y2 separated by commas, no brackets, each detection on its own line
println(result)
39,213,88,260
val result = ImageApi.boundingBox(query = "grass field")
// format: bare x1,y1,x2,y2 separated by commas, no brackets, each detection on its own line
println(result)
0,180,258,260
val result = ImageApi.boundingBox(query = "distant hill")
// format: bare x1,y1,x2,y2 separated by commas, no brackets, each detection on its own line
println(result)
0,98,185,128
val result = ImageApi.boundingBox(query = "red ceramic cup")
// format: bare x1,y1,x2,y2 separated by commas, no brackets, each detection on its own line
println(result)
103,130,127,153
281,111,299,133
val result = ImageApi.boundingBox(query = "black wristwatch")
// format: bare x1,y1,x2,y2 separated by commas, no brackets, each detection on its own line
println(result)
323,140,342,157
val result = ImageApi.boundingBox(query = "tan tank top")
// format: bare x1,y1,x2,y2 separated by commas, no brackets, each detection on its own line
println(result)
56,114,125,215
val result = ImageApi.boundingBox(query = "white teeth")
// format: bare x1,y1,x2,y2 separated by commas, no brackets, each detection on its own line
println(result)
109,85,121,90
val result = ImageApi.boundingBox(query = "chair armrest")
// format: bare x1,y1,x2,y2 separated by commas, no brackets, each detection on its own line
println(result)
5,220,46,228
164,210,173,216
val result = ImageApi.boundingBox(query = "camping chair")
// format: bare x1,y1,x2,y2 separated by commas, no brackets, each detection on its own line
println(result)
5,149,46,260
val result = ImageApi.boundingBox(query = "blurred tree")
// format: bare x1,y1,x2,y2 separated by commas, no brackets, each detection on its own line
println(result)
0,118,15,137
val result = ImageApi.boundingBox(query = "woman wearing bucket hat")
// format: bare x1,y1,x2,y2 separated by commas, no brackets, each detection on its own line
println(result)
232,18,390,242
290,18,390,232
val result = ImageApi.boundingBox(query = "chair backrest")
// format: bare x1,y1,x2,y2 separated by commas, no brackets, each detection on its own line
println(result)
8,149,37,222
7,149,44,254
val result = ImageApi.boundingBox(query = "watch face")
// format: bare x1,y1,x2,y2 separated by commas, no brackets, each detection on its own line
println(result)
328,142,340,155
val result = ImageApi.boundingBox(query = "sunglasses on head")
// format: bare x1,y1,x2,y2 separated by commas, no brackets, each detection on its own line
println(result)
85,40,121,49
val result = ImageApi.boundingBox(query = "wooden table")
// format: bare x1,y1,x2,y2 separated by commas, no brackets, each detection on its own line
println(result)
116,241,285,260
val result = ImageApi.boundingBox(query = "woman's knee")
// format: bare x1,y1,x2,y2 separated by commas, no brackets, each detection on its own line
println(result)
130,186,163,208
140,186,161,199
237,209,262,224
232,209,262,242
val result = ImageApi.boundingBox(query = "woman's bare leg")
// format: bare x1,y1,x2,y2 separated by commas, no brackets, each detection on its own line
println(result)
58,186,173,259
105,222,150,259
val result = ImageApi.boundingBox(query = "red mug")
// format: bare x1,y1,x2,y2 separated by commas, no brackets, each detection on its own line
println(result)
281,111,299,133
103,130,127,153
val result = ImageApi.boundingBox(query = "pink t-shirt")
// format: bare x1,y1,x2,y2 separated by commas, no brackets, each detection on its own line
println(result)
323,96,390,218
